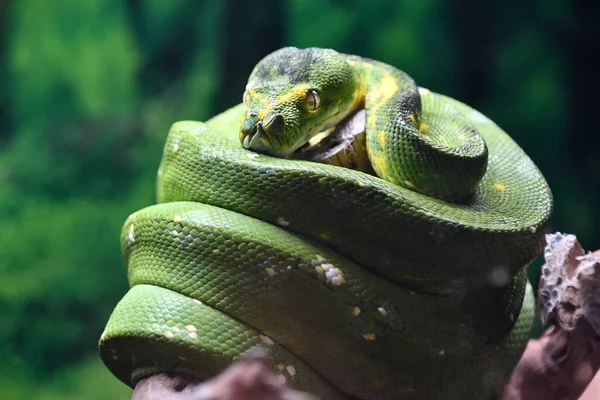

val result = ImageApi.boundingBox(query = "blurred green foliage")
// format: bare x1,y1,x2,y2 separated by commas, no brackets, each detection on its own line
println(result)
0,0,597,398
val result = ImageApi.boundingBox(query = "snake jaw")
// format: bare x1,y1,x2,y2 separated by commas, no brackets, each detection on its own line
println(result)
241,120,289,156
240,113,305,157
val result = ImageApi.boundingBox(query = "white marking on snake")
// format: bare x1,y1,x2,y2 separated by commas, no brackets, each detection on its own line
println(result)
189,332,198,340
321,263,345,286
352,306,361,316
378,307,388,316
266,267,276,276
126,224,135,243
277,374,286,384
185,325,197,333
193,299,203,305
172,138,181,152
173,215,182,223
331,276,344,286
246,152,260,159
276,217,290,227
164,331,174,340
363,333,377,340
260,334,274,346
286,365,296,377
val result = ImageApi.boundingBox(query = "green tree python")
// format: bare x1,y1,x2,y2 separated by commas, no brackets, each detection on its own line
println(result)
99,47,553,399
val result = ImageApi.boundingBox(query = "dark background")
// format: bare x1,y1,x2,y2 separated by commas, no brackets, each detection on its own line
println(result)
0,0,598,398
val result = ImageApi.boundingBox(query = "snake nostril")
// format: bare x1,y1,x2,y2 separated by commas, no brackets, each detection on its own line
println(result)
249,111,258,118
266,114,285,134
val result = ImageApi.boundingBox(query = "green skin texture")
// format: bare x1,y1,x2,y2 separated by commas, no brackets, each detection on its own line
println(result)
99,48,553,399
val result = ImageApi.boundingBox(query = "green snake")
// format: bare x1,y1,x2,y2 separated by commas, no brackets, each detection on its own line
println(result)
99,47,553,399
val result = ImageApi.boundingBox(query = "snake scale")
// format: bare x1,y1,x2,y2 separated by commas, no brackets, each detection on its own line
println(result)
99,48,553,399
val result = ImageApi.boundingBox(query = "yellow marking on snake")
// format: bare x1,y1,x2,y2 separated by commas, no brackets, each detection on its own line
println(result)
351,74,366,109
377,131,386,148
363,70,399,132
258,84,311,119
370,153,390,178
493,183,506,191
419,122,429,132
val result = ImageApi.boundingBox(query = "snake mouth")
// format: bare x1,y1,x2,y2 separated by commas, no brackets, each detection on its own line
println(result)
241,122,273,150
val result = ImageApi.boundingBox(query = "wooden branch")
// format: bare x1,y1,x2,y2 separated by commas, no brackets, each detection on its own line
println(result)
500,233,600,400
131,350,317,400
131,233,600,400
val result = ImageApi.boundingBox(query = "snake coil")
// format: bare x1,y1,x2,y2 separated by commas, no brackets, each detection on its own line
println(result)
100,48,553,399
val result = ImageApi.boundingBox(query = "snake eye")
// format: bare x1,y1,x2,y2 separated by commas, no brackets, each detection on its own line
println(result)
306,90,320,111
243,90,251,107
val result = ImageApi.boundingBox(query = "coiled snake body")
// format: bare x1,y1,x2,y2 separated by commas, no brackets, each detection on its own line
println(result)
100,48,553,399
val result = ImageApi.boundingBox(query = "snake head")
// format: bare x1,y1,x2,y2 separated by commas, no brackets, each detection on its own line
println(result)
239,47,362,157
